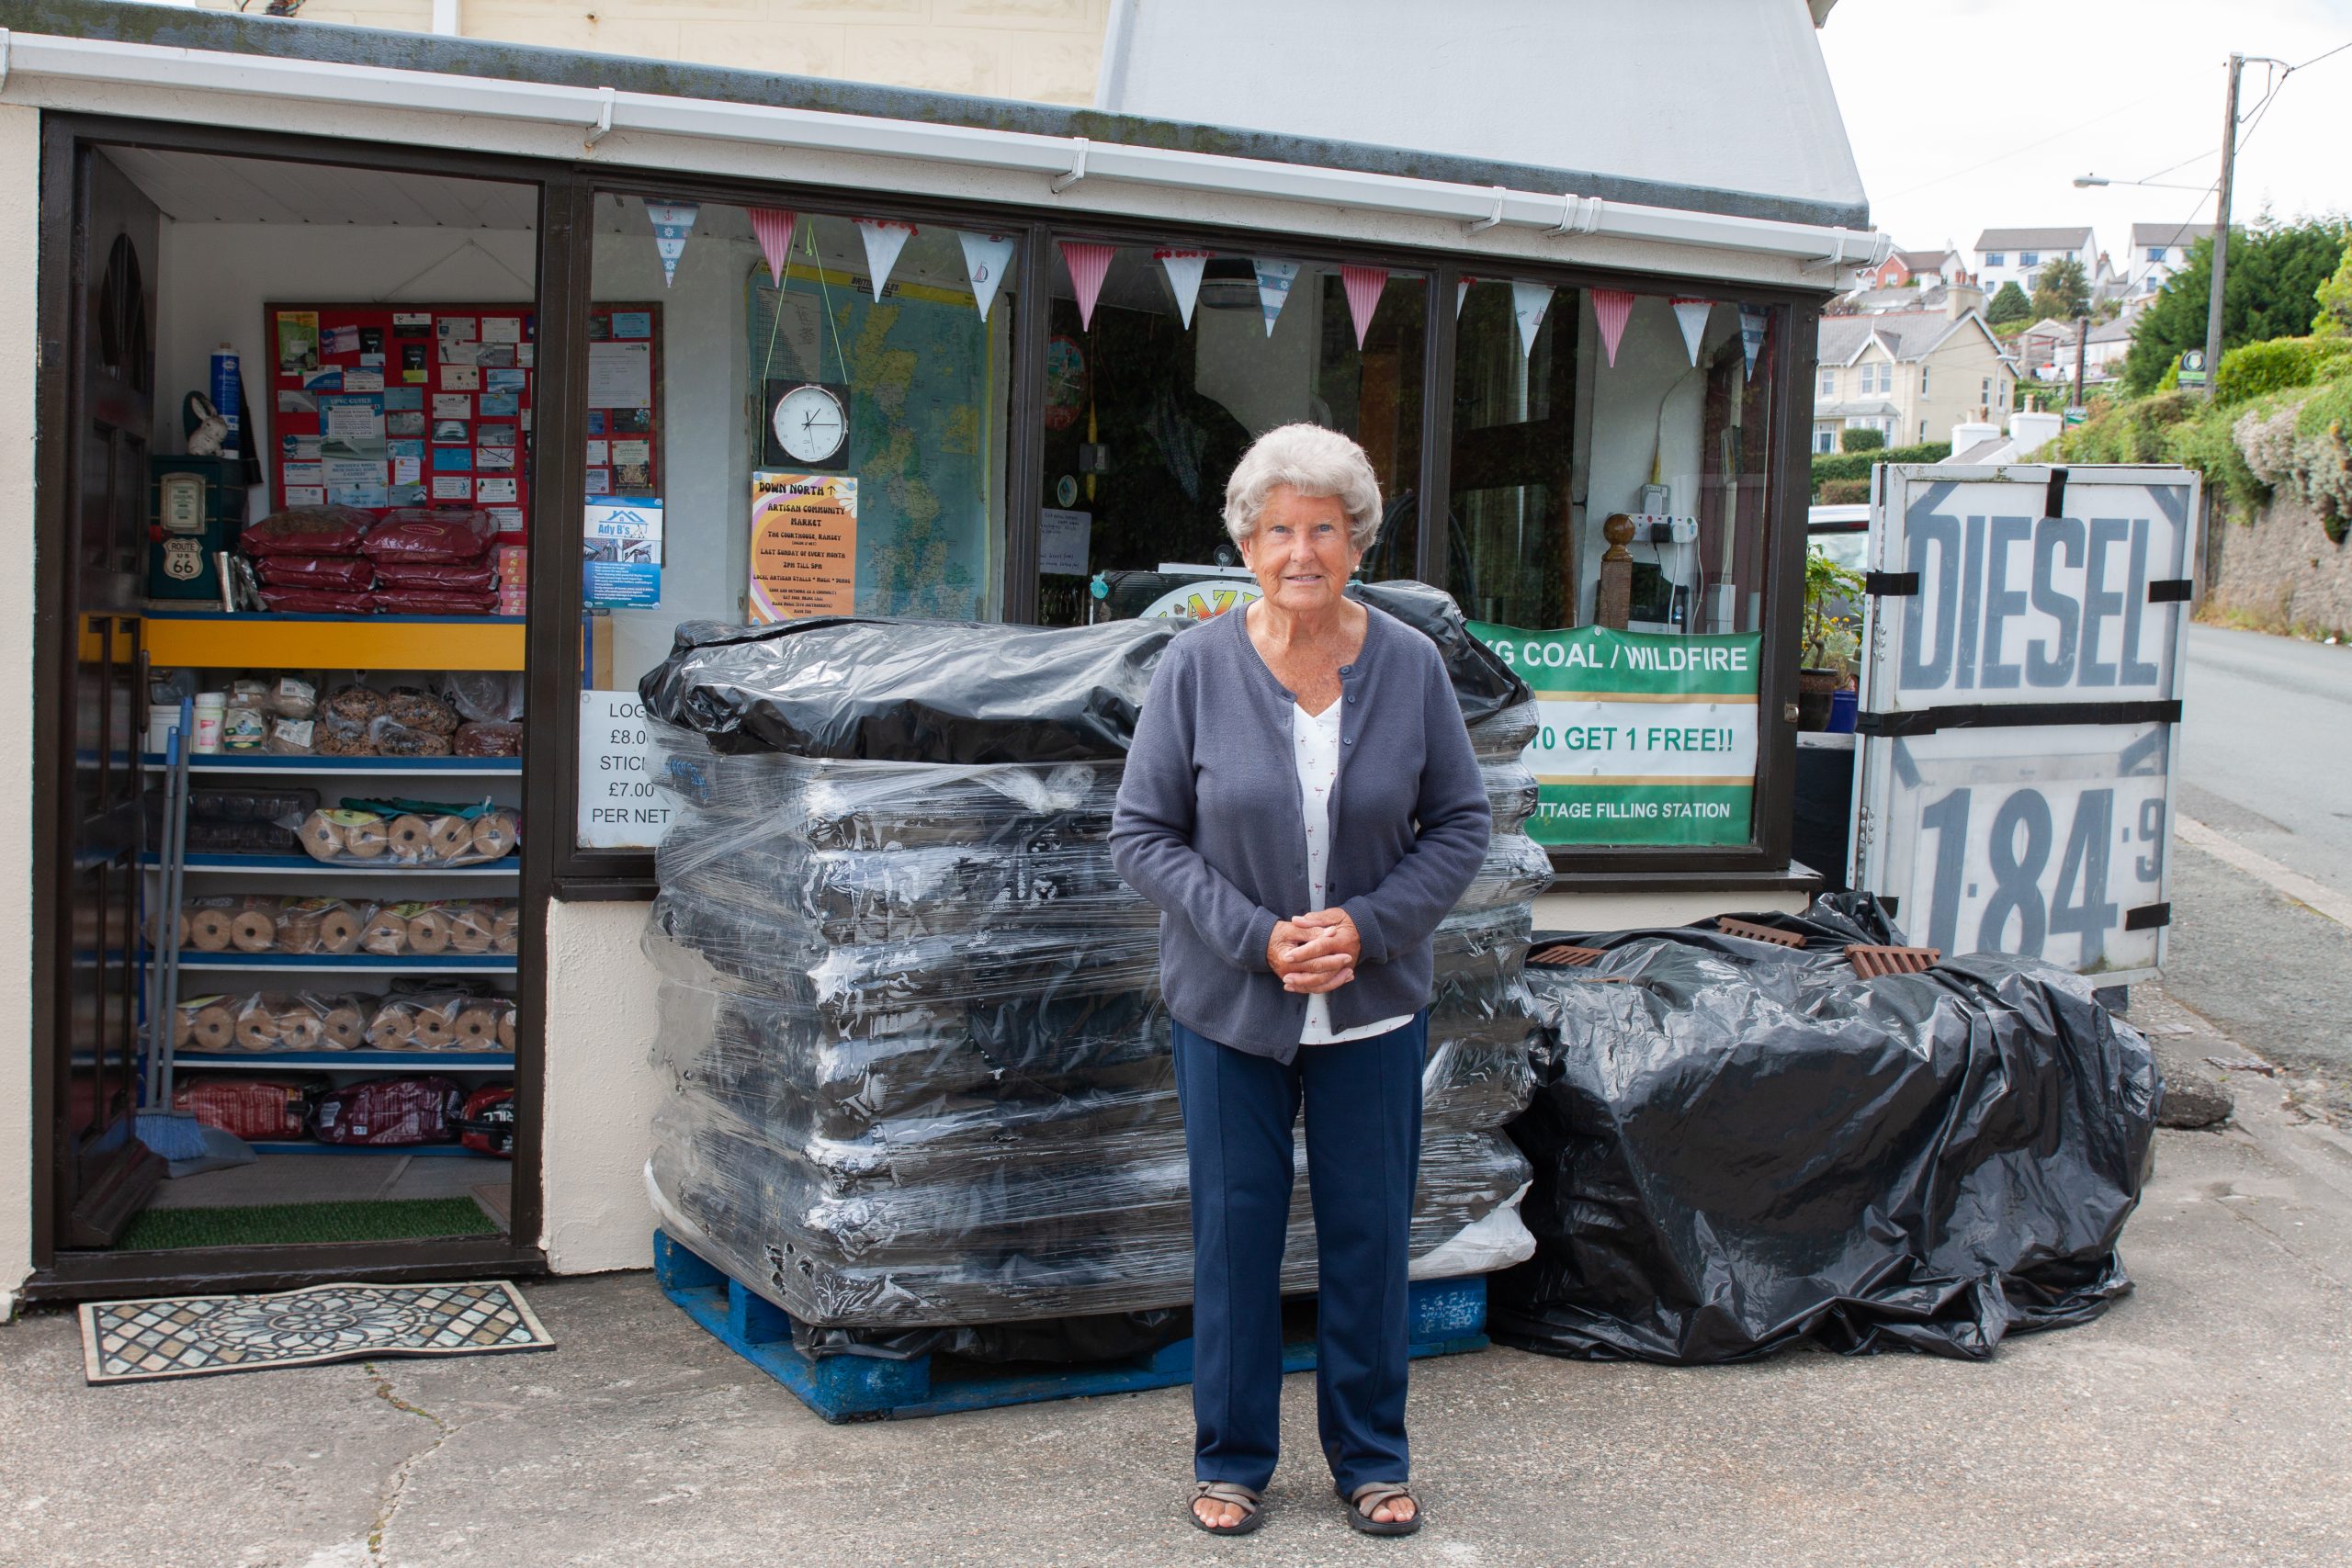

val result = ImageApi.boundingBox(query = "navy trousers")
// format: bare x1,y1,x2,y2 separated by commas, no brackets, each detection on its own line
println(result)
1171,1012,1425,1495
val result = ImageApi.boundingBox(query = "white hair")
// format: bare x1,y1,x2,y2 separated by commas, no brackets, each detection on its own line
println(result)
1221,423,1384,553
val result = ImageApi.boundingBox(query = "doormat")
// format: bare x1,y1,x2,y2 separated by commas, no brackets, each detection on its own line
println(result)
118,1197,500,1252
80,1280,553,1385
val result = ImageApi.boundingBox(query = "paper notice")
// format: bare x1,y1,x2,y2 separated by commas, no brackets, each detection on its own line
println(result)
749,471,857,620
587,342,652,409
1039,508,1092,576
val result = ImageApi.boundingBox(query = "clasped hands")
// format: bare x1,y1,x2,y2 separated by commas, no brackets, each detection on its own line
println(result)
1267,908,1363,995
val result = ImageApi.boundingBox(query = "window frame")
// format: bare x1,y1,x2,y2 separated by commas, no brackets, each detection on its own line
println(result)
526,175,1824,891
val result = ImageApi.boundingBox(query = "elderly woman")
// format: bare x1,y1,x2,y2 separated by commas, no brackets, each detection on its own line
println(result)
1109,423,1492,1538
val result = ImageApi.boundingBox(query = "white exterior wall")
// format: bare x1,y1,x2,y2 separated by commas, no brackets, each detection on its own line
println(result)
0,105,37,1317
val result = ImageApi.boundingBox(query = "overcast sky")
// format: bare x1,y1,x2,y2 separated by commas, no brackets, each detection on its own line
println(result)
1819,0,2352,258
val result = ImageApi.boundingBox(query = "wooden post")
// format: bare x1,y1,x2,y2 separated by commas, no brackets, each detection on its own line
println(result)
1596,513,1636,628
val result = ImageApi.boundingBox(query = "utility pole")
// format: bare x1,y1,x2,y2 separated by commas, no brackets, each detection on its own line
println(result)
2074,312,2090,409
2200,53,2245,398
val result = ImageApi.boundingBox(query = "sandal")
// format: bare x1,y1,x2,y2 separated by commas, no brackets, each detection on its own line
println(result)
1342,1481,1421,1536
1191,1480,1264,1535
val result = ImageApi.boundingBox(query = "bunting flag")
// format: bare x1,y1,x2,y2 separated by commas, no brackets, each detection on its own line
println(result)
1340,265,1387,350
748,209,796,288
1589,288,1634,367
1456,275,1476,319
1254,259,1301,337
1059,240,1117,330
645,201,699,288
957,231,1016,322
1510,281,1555,360
854,219,916,300
1157,249,1210,328
1670,297,1713,367
1739,305,1770,381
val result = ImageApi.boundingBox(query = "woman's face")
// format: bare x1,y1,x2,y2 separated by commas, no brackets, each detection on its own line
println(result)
1239,486,1361,615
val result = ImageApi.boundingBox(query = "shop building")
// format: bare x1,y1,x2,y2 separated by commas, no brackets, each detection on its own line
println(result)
0,0,1885,1310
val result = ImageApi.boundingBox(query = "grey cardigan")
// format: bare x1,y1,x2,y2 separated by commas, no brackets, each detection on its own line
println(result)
1109,603,1492,1062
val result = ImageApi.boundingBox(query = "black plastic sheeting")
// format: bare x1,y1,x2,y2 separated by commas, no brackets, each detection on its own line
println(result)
1490,893,2162,1363
636,580,1532,763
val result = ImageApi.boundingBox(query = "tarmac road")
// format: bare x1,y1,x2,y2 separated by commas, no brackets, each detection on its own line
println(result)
2167,624,2352,1108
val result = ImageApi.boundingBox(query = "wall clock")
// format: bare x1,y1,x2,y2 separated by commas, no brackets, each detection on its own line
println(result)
763,379,852,469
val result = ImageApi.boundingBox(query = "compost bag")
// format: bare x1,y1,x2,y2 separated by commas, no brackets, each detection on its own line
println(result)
1490,893,2161,1363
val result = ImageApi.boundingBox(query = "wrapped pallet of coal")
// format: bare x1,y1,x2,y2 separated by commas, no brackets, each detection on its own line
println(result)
636,584,1550,1339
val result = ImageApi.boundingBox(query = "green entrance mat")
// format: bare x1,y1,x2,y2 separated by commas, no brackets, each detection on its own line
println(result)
118,1197,500,1251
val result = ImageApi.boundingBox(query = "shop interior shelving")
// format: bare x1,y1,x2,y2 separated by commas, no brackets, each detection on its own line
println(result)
143,612,525,1174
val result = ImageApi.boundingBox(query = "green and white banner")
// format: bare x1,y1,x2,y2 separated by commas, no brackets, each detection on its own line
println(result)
1467,623,1761,847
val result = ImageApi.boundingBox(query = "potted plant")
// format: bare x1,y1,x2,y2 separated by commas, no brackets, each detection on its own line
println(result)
1799,547,1866,730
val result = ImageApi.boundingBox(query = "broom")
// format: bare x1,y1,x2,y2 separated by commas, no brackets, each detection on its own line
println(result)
134,702,212,1162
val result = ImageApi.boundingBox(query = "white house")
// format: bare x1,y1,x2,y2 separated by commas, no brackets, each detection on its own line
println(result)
1973,226,2098,297
1812,299,2018,452
2130,220,2200,298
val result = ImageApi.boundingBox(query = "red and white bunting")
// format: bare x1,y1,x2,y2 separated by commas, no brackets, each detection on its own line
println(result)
749,209,797,288
1156,249,1209,328
1456,275,1477,319
1511,280,1555,360
854,219,916,300
1590,288,1636,367
1061,241,1118,330
1670,297,1713,367
1340,265,1388,350
957,231,1016,323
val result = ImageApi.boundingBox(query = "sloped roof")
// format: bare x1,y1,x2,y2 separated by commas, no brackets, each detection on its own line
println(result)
1893,247,1957,268
1975,227,2094,252
2131,221,2202,249
1817,310,2000,366
1100,0,1871,224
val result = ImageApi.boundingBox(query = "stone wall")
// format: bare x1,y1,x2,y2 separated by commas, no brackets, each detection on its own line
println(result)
2203,489,2352,638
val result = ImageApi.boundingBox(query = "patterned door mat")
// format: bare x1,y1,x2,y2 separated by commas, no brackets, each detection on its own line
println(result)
80,1280,554,1384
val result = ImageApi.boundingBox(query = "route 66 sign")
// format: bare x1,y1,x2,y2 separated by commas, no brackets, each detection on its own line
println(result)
1851,464,2199,984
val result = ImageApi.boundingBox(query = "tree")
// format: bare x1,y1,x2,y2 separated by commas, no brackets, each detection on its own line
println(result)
2312,239,2352,338
2122,219,2350,393
1840,427,1887,453
2030,257,2090,322
1987,281,2031,324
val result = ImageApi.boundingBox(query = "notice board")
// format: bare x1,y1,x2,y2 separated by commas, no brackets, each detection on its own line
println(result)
265,301,664,541
1851,463,2199,984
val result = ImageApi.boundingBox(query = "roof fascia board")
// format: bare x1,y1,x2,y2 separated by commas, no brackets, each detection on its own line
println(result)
20,0,1873,232
1,28,1892,277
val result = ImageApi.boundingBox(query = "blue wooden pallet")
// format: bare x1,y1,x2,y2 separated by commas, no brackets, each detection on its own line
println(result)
653,1228,1488,1425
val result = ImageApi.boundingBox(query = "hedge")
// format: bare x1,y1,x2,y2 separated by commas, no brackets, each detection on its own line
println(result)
2212,335,2352,404
1809,441,1951,496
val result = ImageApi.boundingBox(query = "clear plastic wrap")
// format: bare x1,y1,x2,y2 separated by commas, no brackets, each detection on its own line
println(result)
288,803,519,867
641,586,1544,1330
643,746,1545,1328
173,991,372,1053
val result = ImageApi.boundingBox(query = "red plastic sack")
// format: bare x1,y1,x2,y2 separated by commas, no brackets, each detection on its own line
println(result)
174,1077,319,1141
360,507,496,565
455,1086,516,1157
371,590,500,615
373,560,497,591
256,555,377,591
242,505,373,558
311,1076,465,1146
261,586,376,615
